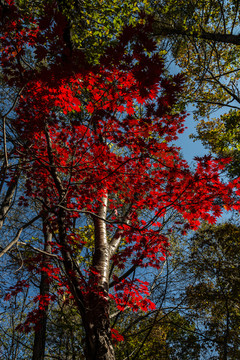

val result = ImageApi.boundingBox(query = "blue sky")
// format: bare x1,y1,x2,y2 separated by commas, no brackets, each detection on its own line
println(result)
175,111,208,163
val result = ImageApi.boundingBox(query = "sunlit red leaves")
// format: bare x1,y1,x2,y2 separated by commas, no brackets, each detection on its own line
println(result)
16,293,57,333
110,278,156,312
111,228,168,271
111,328,124,343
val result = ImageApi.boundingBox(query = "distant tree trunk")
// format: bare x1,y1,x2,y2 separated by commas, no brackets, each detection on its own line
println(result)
32,222,52,360
223,298,230,360
0,167,19,229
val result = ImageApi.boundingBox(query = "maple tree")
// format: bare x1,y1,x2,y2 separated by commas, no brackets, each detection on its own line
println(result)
0,1,237,360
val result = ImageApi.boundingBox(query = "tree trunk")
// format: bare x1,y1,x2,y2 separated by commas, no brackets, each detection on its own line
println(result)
83,292,115,360
32,223,52,360
81,193,115,360
57,193,116,359
0,167,19,229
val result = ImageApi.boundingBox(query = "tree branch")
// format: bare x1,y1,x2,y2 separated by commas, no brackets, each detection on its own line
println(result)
0,214,42,258
153,23,240,46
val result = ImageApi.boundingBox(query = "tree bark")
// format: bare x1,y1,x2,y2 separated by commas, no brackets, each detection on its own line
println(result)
32,223,52,360
82,193,115,360
84,294,115,360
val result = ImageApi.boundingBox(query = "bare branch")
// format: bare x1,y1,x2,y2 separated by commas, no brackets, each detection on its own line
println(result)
0,214,41,258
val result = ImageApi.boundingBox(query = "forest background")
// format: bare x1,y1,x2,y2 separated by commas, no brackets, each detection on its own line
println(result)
1,1,240,359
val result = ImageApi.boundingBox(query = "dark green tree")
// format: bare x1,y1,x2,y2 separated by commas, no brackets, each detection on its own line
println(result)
179,222,240,360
